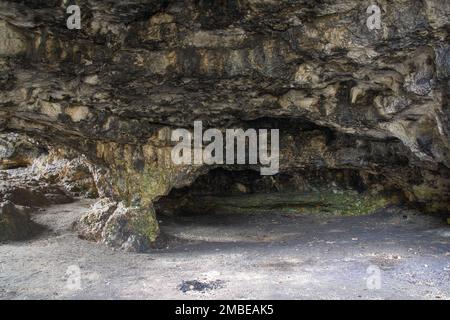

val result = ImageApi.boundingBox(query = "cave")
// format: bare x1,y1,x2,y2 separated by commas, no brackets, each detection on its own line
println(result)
152,118,418,240
153,166,403,244
0,0,449,301
155,167,390,217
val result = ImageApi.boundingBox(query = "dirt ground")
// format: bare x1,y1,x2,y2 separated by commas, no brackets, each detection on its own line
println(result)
0,198,449,300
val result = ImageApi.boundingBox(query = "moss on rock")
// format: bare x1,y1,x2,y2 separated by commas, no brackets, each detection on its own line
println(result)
157,190,398,217
412,184,450,213
130,206,159,243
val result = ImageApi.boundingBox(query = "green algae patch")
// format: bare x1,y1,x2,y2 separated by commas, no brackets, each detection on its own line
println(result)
109,159,176,208
138,167,173,205
159,190,396,217
412,184,450,213
411,184,444,202
131,206,160,243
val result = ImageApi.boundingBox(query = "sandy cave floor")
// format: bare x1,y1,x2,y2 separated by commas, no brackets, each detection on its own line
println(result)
0,198,449,300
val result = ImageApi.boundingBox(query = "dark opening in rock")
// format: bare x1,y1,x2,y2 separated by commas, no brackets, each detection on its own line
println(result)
154,167,401,218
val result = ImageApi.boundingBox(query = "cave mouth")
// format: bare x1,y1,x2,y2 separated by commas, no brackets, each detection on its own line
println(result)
154,167,403,219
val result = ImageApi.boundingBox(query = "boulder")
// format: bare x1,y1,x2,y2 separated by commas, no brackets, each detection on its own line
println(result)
0,201,39,241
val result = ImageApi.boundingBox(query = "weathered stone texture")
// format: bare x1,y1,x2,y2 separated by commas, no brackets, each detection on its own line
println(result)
0,0,448,249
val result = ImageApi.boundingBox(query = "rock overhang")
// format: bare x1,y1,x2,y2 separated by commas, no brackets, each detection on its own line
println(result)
0,0,448,250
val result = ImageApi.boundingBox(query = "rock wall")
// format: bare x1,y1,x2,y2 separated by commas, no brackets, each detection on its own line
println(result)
0,0,449,250
0,132,45,169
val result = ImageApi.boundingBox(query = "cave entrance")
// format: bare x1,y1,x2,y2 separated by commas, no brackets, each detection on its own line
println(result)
154,167,398,237
152,116,411,244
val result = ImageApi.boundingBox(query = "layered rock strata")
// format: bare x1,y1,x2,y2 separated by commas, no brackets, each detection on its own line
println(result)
0,0,448,249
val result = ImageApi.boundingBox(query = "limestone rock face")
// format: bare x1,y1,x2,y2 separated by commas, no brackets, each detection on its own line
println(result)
0,169,74,207
75,198,118,242
31,150,98,198
0,20,26,57
0,0,449,250
75,199,158,252
0,133,45,169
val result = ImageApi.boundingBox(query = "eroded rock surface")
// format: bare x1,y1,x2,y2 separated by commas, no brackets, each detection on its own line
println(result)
75,198,157,251
0,139,100,240
0,201,40,241
0,133,45,169
0,0,449,250
0,169,73,207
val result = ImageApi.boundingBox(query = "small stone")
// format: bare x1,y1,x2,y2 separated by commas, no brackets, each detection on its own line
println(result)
83,75,99,85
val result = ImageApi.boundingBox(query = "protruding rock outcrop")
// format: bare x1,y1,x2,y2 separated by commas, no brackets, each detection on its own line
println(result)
75,198,158,252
